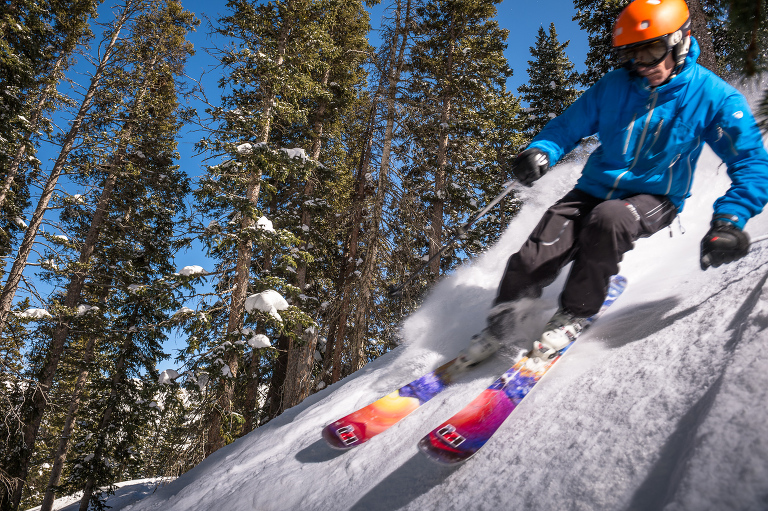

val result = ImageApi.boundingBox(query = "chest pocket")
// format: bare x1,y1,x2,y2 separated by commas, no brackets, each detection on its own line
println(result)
643,115,695,164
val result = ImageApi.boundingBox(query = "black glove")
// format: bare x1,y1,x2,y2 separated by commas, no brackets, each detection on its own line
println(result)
510,148,549,187
700,215,750,270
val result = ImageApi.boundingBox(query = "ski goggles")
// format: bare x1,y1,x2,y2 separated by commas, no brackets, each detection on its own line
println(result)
616,38,670,67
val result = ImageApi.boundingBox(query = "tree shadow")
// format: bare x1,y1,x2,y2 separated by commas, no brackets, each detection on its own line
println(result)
724,265,768,352
590,296,701,349
348,453,458,511
623,266,768,510
624,371,724,511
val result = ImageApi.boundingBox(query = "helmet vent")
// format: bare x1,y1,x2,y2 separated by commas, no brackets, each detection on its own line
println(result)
640,21,650,29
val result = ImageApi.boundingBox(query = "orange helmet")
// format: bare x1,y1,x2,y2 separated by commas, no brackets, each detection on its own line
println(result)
613,0,691,69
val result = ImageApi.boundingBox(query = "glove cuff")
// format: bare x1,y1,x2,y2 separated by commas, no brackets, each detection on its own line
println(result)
712,214,741,229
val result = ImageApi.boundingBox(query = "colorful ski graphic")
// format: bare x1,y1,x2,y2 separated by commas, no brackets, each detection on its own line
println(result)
323,358,462,450
418,275,628,464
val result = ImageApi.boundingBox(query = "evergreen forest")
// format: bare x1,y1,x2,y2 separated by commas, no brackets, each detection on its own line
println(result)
0,0,766,509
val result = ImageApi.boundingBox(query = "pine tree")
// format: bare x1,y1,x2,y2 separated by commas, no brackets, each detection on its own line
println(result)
48,23,194,504
706,0,767,78
62,4,195,506
0,304,30,503
0,0,66,254
0,0,144,337
469,90,526,243
0,4,145,506
687,0,717,71
0,0,96,268
192,0,331,454
705,0,768,133
0,0,99,260
572,0,628,87
319,0,420,386
517,23,580,139
396,0,513,285
1,1,196,508
265,0,371,414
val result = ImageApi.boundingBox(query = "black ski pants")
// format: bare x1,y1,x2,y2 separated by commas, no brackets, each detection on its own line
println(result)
495,189,678,316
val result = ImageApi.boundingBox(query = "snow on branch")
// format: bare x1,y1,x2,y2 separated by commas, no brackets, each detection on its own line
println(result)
245,289,289,322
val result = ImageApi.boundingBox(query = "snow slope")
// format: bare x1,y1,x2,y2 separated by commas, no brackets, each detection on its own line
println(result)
51,144,768,511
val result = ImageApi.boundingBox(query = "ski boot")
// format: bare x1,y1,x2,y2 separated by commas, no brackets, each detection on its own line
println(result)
531,307,589,361
444,303,518,379
449,332,501,376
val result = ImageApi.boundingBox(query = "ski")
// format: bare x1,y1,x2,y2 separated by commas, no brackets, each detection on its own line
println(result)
418,275,628,464
323,350,490,450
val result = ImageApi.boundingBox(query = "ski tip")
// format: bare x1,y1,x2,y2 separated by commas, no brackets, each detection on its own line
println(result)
322,423,361,451
417,434,473,465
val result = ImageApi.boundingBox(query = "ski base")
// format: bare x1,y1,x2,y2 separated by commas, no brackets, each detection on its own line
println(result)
419,275,628,464
323,357,462,450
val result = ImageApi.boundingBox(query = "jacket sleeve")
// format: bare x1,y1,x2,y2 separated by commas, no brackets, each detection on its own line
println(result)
527,75,605,165
705,89,768,229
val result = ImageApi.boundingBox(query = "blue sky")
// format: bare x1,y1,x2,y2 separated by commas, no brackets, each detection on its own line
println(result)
496,0,589,91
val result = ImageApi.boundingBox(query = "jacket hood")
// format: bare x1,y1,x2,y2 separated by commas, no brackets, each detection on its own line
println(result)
685,36,701,66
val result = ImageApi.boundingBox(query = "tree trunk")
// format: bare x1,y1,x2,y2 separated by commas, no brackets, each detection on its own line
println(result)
3,7,136,507
241,345,263,434
40,242,120,511
241,250,272,434
0,54,67,210
330,0,412,383
282,329,317,408
266,334,291,418
281,70,330,410
325,100,377,383
77,327,134,511
743,0,763,77
39,335,97,511
204,168,260,455
205,0,294,454
13,170,120,510
0,3,131,334
428,20,455,278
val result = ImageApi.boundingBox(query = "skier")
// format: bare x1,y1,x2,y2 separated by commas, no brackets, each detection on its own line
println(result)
454,0,768,371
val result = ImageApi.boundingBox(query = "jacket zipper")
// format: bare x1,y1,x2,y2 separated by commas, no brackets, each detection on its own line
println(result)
664,153,682,195
643,119,664,158
684,140,698,193
609,89,659,199
623,114,637,156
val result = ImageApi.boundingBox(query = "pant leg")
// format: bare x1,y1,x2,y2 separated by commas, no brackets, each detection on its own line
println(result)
494,189,602,306
561,194,678,316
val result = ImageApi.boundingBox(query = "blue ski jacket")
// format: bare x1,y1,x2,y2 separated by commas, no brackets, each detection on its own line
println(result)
529,38,768,229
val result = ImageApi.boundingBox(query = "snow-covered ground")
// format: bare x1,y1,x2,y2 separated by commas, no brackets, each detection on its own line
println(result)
25,479,173,511
37,144,768,511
